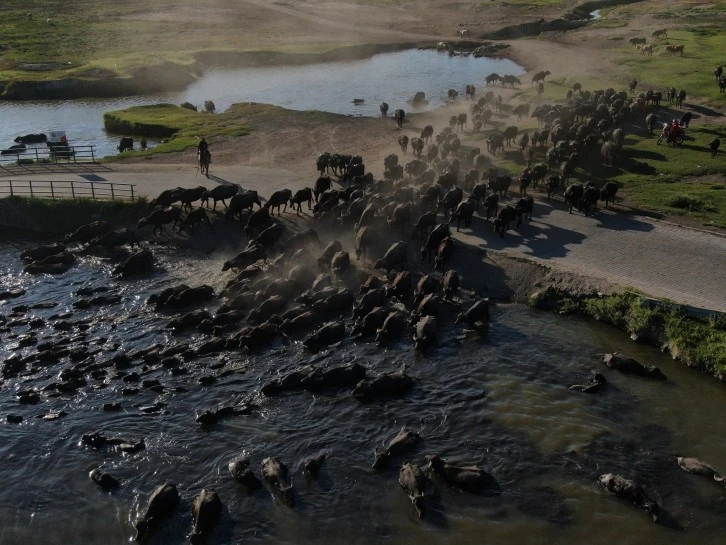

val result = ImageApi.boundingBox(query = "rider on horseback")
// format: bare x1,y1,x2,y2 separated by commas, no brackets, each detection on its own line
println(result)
197,136,211,176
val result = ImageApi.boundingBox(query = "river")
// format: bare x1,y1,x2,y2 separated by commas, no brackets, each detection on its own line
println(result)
1,237,724,545
0,49,524,159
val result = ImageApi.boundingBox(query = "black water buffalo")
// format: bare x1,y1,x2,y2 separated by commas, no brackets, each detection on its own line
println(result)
564,184,584,214
64,220,110,244
113,249,154,277
399,463,428,518
420,224,450,261
117,137,133,152
188,489,222,545
244,207,271,236
290,188,313,215
372,428,420,470
134,483,180,543
515,196,533,227
138,207,182,235
425,455,497,494
180,208,211,233
598,474,660,523
600,181,619,207
434,237,454,271
222,244,266,271
493,205,516,238
226,190,262,221
374,241,408,274
179,186,207,211
488,175,511,196
202,184,239,209
266,189,293,216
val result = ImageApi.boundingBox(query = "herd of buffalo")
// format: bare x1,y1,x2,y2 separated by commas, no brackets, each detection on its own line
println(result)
1,72,722,542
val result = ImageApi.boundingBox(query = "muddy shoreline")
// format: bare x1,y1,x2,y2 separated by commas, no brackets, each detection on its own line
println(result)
0,42,445,101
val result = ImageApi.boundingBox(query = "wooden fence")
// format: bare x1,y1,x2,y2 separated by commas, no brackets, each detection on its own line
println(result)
0,179,137,201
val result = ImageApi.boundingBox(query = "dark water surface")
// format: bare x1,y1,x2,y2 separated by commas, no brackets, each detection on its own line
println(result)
0,241,724,545
0,49,523,159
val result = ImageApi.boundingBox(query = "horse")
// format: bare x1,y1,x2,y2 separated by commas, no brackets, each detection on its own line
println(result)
199,149,211,177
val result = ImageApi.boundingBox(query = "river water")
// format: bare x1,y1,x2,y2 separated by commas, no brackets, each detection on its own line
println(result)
1,237,724,545
0,49,523,159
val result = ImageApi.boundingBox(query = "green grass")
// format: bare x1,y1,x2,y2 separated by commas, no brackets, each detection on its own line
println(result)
530,290,726,379
608,29,726,107
102,102,343,158
0,195,148,233
103,103,253,156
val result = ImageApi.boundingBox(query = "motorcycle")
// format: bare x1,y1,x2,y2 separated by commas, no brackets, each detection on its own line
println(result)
657,122,685,146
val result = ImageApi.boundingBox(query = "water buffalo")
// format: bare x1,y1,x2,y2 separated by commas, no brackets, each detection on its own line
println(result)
601,353,666,380
420,224,450,261
180,208,211,233
451,198,475,231
488,175,511,196
20,243,66,262
434,237,454,271
600,181,619,208
395,109,405,128
117,137,133,152
188,489,222,545
149,187,183,209
413,315,438,351
303,321,345,351
262,457,295,507
374,241,408,274
113,249,154,277
353,369,414,402
455,299,490,327
372,428,420,470
380,102,389,116
399,463,428,518
229,458,263,489
352,307,390,338
179,186,207,211
515,196,534,227
91,229,138,248
64,220,110,244
244,207,271,236
134,483,180,543
313,176,332,202
598,473,660,522
138,207,182,235
484,193,499,220
222,244,266,271
493,205,516,238
443,270,459,299
426,454,496,493
266,189,293,216
202,184,239,209
412,211,437,239
564,184,584,214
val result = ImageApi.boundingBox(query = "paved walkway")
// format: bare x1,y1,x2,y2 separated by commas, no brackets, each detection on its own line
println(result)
2,164,725,312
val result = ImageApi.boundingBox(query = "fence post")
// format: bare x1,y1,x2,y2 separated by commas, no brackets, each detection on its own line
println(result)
9,180,13,197
130,185,135,202
91,183,96,200
51,181,55,200
91,146,95,163
71,180,75,199
29,180,33,197
111,184,115,201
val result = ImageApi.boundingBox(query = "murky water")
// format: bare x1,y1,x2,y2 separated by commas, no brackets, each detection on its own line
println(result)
1,238,724,545
0,49,523,159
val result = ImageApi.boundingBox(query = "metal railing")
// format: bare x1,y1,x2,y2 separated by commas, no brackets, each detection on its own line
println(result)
0,179,136,201
0,145,97,165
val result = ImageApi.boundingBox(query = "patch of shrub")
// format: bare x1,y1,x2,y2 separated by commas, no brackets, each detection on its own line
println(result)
666,194,704,211
180,101,197,111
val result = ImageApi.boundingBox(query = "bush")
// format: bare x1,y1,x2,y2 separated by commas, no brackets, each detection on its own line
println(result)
666,194,703,211
180,101,197,111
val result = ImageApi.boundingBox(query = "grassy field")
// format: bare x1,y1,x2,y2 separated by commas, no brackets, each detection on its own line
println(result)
0,195,147,233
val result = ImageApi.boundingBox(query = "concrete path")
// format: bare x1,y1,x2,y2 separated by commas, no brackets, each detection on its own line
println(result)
2,163,725,312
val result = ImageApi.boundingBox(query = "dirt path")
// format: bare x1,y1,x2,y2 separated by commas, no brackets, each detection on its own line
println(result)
4,161,724,312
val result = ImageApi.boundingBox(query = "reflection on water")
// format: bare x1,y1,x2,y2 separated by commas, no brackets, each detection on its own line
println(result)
0,240,724,545
0,49,524,158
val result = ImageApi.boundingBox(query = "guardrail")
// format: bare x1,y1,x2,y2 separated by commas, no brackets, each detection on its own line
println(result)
0,145,97,165
0,179,136,201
